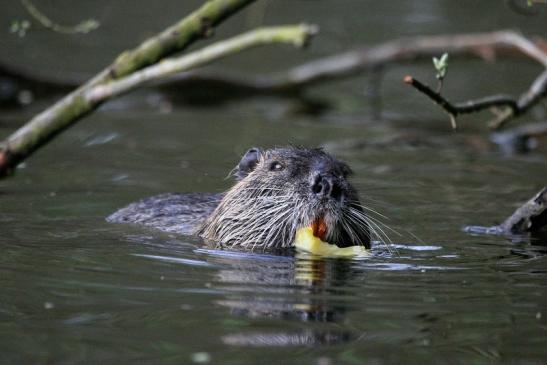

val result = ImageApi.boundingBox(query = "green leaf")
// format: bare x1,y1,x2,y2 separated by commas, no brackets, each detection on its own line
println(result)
433,52,449,79
433,57,440,68
440,53,448,64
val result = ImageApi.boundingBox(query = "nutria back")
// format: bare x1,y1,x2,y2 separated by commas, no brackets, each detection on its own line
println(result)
107,192,222,235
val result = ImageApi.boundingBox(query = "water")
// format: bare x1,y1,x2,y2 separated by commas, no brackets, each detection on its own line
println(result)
1,1,547,364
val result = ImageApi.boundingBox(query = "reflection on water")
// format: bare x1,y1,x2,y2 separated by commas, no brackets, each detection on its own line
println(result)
213,253,356,325
133,242,482,349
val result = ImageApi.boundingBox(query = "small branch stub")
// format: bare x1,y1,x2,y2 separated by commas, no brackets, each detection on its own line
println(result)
404,75,459,129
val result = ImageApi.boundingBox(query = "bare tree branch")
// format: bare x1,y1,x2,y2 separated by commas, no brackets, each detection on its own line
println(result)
3,30,547,106
87,25,317,103
0,0,257,177
403,31,547,130
491,121,547,154
154,31,547,109
465,187,547,236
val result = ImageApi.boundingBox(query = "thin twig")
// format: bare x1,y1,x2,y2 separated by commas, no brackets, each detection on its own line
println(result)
436,79,444,94
21,0,99,34
404,69,547,130
404,75,521,129
87,25,317,103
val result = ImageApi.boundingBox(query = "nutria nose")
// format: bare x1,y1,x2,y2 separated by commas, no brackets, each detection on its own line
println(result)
311,174,342,201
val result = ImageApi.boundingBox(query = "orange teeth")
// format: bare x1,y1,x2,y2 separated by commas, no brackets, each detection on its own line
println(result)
311,217,328,241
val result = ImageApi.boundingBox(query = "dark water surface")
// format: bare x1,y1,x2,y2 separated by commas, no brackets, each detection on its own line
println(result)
1,1,547,364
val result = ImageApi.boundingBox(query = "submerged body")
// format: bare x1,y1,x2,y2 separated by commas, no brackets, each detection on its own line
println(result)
108,146,373,250
107,192,221,235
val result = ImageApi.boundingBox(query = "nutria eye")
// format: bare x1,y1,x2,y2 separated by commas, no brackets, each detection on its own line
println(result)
269,161,284,171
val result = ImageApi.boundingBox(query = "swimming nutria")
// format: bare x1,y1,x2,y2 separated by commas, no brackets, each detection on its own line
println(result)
107,146,372,249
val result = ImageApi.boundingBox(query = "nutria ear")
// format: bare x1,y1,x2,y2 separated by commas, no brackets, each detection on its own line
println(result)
233,147,262,180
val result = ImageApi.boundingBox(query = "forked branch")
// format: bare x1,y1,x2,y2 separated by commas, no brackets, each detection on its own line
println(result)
404,31,547,130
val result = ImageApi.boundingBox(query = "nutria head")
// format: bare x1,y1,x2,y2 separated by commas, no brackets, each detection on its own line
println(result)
198,146,371,249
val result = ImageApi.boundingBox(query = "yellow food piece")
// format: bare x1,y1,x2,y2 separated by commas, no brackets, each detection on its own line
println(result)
294,227,369,258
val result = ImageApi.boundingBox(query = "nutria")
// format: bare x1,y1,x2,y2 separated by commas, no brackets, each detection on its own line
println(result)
107,146,372,249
